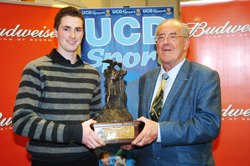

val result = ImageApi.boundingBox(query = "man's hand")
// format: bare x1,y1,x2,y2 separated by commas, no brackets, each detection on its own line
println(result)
132,116,158,147
120,143,134,151
82,119,106,149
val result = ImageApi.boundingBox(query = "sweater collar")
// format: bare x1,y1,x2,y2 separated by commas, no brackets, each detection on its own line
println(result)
48,48,84,65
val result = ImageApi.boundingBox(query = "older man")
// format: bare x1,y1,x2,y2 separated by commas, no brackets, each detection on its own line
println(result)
122,19,221,166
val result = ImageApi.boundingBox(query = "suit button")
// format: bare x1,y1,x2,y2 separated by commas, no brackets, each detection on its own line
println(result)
153,156,159,160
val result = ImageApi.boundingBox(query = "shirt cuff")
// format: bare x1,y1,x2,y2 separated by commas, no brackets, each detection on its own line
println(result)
156,123,161,142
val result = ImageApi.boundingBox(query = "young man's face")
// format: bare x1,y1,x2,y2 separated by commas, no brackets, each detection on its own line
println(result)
116,156,122,162
53,15,84,55
116,156,126,163
101,154,110,166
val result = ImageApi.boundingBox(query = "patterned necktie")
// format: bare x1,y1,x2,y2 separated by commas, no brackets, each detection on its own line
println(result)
150,73,169,121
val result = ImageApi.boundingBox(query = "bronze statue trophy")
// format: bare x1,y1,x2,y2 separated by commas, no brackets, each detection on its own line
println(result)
91,59,144,144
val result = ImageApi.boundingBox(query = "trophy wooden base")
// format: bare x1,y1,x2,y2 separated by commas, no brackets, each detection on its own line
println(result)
91,121,144,144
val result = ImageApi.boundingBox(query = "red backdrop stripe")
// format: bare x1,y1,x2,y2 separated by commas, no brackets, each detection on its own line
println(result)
0,2,61,165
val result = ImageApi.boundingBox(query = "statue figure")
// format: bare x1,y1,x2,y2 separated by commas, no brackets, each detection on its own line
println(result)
102,59,120,109
97,59,133,122
116,69,127,108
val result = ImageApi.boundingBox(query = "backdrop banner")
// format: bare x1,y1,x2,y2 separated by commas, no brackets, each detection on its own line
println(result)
5,2,249,166
80,6,174,165
181,1,250,165
0,2,61,165
80,6,174,119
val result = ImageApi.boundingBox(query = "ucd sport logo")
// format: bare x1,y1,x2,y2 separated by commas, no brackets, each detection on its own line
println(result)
136,9,141,16
105,10,110,16
166,8,172,15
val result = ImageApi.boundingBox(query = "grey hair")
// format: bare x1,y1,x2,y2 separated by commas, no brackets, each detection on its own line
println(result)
154,19,190,38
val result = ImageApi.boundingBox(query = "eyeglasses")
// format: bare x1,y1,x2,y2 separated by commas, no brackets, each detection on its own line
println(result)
154,34,187,42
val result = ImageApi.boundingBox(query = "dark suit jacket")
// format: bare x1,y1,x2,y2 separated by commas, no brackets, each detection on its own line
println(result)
137,59,221,166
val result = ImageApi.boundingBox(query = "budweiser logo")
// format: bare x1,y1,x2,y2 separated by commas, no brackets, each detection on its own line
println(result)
0,112,12,127
187,21,250,37
222,104,250,117
0,24,55,38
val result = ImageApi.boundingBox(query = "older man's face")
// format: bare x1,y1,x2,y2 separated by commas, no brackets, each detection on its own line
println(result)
156,20,190,70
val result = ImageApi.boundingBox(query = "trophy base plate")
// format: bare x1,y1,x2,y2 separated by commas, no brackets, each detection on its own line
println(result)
91,121,144,144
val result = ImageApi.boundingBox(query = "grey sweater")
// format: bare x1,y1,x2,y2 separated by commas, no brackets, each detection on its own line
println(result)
12,49,101,162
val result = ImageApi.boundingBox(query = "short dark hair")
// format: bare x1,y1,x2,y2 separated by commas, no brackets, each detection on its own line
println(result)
117,154,127,161
99,151,109,160
54,6,84,30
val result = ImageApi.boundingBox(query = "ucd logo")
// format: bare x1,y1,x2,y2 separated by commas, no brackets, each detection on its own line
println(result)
136,9,141,16
105,10,110,16
166,8,172,15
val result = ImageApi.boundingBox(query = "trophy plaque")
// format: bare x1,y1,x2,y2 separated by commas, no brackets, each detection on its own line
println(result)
92,59,144,144
91,121,144,144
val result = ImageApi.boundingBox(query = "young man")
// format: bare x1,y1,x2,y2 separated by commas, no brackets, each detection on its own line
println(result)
115,154,127,166
12,6,105,166
99,151,114,166
116,154,127,164
122,19,221,166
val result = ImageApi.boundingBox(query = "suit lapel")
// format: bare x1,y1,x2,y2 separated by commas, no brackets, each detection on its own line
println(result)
158,59,192,122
